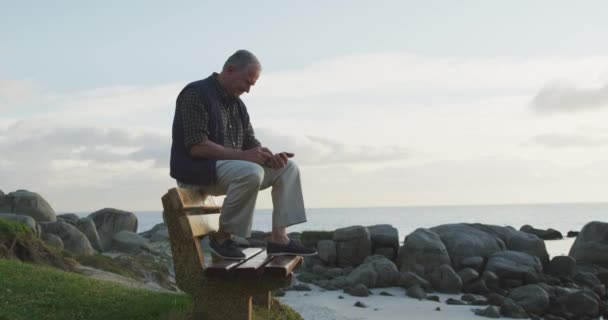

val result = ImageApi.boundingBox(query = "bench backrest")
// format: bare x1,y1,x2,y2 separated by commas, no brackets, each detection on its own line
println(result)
162,187,221,294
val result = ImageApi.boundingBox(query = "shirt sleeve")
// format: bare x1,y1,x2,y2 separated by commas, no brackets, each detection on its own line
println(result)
177,87,209,149
243,120,261,150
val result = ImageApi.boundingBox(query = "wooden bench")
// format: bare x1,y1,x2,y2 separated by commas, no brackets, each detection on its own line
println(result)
161,187,303,320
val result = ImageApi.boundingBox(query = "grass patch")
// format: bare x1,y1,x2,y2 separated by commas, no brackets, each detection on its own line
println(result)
0,259,190,320
0,218,30,240
0,259,302,320
75,254,137,279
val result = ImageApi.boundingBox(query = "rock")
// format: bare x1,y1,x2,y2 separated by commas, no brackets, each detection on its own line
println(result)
368,224,399,247
353,301,367,308
345,284,369,297
75,218,102,252
592,284,605,298
57,213,80,225
461,294,483,302
139,223,169,242
363,255,400,287
272,289,286,297
2,190,56,222
566,231,579,238
398,271,433,291
334,226,371,267
473,306,500,318
574,270,601,288
39,221,94,255
457,268,479,285
507,284,550,315
481,271,501,292
41,233,64,249
463,279,490,294
89,208,138,251
427,295,440,302
0,213,37,234
569,221,608,268
326,267,343,278
249,230,268,241
485,250,543,281
430,224,505,270
288,284,311,291
500,299,528,318
461,256,485,272
546,255,576,279
555,290,600,318
398,228,450,275
346,263,377,288
373,247,397,261
406,284,426,299
520,224,563,240
317,240,337,265
111,231,152,254
445,298,467,305
429,264,462,293
486,293,507,306
475,224,549,265
379,291,394,296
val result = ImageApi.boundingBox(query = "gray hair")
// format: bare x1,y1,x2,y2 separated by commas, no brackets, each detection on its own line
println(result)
222,50,261,72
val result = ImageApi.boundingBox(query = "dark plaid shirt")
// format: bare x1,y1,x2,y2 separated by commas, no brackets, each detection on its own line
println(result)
176,73,261,151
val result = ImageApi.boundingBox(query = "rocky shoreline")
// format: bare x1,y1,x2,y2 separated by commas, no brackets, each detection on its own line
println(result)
2,188,608,319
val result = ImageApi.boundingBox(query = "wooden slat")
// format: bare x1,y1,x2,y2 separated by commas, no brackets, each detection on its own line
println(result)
187,206,222,215
180,213,220,238
205,248,264,276
264,256,303,277
175,187,207,210
233,251,274,276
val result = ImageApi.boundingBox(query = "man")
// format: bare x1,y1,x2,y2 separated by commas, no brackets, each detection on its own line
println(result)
170,50,317,259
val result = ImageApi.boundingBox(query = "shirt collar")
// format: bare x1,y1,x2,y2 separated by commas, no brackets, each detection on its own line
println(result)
211,72,237,103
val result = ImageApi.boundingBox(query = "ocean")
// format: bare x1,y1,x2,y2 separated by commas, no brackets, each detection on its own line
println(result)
133,201,607,240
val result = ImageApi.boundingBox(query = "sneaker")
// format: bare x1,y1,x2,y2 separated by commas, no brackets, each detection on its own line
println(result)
209,237,245,260
267,239,318,256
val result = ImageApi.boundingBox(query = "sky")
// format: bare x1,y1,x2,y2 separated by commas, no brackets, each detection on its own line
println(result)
2,1,608,212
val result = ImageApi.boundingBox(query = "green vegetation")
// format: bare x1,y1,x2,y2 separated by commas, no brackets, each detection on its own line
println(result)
0,259,302,320
0,218,30,239
0,259,190,320
75,254,137,279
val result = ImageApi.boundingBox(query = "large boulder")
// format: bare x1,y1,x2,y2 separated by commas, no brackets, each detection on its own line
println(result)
508,284,550,315
569,221,608,268
471,224,549,265
75,218,103,252
430,224,505,270
554,289,600,319
111,231,152,254
520,225,563,240
39,221,94,256
2,190,56,222
546,255,576,279
317,240,337,265
57,213,80,225
0,213,37,234
139,223,169,242
368,224,398,248
428,264,462,293
485,250,543,282
333,226,371,267
89,208,138,251
398,228,450,275
346,255,399,288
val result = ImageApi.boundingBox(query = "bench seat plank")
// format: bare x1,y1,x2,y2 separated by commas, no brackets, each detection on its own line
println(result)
232,251,275,276
205,248,264,276
264,256,303,277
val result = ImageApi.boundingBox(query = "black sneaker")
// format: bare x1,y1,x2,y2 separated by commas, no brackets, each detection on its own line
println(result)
267,239,318,256
209,237,245,260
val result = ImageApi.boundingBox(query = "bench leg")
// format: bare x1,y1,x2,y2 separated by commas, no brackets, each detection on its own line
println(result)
192,291,253,320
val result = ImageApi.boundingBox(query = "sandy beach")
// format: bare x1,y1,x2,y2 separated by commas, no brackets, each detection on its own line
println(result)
279,238,576,320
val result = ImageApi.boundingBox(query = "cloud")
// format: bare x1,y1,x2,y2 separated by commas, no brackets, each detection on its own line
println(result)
0,79,40,110
532,133,608,147
255,128,408,165
253,54,608,99
531,82,608,114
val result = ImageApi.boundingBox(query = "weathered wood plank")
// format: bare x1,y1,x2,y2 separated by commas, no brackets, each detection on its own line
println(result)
264,256,303,277
233,251,274,276
180,213,220,238
205,248,264,276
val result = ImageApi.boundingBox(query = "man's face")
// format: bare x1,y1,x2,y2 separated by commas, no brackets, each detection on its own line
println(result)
226,65,260,97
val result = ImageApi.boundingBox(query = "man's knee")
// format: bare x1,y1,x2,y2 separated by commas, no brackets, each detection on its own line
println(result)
235,162,265,187
284,159,299,174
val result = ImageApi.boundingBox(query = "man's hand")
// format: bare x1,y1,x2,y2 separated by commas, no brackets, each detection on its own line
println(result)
242,147,273,165
264,151,294,169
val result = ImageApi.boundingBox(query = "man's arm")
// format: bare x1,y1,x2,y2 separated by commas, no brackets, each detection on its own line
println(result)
190,140,273,166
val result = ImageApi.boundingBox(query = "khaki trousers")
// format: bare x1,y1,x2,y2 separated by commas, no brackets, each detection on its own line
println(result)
178,159,307,238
